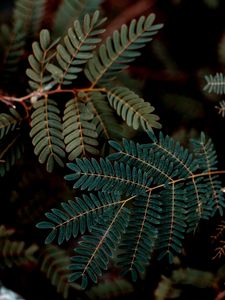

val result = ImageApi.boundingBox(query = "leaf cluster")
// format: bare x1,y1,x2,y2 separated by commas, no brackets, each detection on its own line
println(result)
0,0,163,173
37,131,225,288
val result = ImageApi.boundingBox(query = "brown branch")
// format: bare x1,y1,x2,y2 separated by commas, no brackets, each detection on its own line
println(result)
102,0,157,39
0,87,107,106
215,290,225,300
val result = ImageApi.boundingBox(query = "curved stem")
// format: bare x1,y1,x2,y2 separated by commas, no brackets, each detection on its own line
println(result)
0,87,107,106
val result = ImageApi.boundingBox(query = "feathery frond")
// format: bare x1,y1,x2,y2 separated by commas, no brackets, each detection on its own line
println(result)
0,21,26,84
68,206,130,289
26,29,59,91
0,109,23,176
85,277,133,299
157,183,187,263
85,13,163,86
37,132,225,286
0,134,24,177
13,0,46,35
63,96,99,160
53,0,103,37
36,191,122,245
86,92,127,140
0,226,38,268
107,87,161,132
191,132,225,216
144,132,213,231
30,97,65,172
215,100,225,117
65,157,150,195
41,245,76,299
47,11,106,86
118,193,160,281
0,109,22,140
203,73,225,94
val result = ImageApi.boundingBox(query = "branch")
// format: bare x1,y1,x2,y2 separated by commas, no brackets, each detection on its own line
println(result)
215,290,225,300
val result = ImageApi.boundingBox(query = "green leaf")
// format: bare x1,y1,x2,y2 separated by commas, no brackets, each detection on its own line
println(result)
52,10,106,85
107,87,161,132
41,245,73,298
26,29,58,91
63,96,99,160
40,29,51,50
85,13,163,86
30,98,65,172
36,192,122,244
203,73,225,94
68,206,130,286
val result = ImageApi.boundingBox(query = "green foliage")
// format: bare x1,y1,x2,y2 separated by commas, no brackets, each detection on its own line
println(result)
13,0,46,34
86,91,128,140
63,97,99,159
107,87,161,132
53,0,103,37
30,98,65,172
0,3,163,173
0,108,23,176
84,277,134,300
203,72,225,94
0,21,26,83
47,10,106,86
26,29,59,91
40,245,77,299
37,131,225,287
0,225,38,268
154,266,215,300
85,14,163,86
1,0,225,298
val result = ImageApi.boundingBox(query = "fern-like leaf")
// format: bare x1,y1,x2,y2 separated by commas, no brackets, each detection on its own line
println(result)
203,73,225,94
85,277,133,299
26,29,59,91
108,136,186,185
53,0,103,36
157,183,187,263
118,193,160,281
0,134,24,177
0,109,21,140
30,97,65,172
65,158,150,195
36,191,122,245
38,132,225,284
0,109,23,176
68,206,130,288
13,0,46,35
0,21,26,84
85,13,163,86
191,132,225,216
41,245,76,299
0,226,38,268
143,132,213,231
87,92,128,140
47,11,106,86
107,87,161,132
215,100,225,117
63,97,99,160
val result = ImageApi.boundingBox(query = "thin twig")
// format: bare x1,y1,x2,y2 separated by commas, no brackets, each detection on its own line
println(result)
214,290,225,300
0,87,107,106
